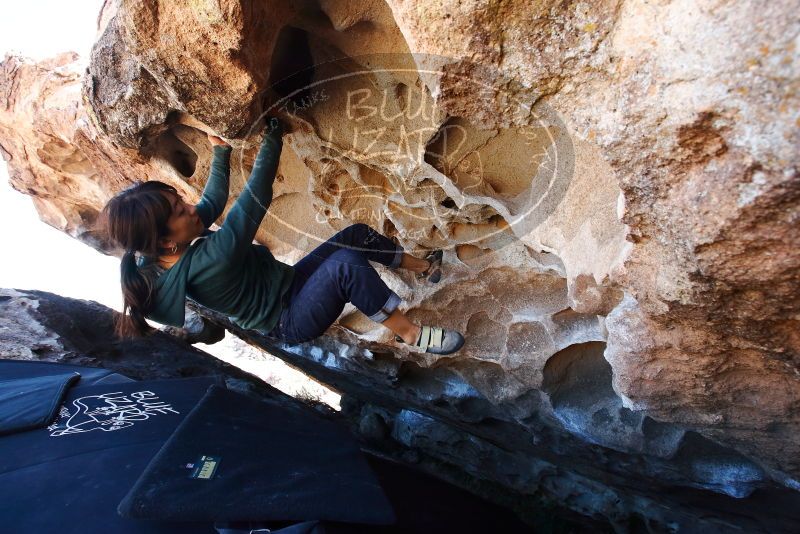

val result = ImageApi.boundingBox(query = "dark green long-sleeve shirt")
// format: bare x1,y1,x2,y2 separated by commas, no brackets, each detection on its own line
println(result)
137,125,295,333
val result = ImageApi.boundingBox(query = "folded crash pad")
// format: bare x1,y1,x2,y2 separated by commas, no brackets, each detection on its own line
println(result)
118,384,397,525
0,371,81,436
0,367,221,534
215,519,328,534
0,359,137,436
0,359,136,386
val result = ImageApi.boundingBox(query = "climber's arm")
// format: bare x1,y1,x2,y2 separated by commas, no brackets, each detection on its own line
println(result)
203,118,284,262
195,143,233,228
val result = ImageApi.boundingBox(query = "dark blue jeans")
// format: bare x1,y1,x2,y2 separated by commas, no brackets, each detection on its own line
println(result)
261,223,405,343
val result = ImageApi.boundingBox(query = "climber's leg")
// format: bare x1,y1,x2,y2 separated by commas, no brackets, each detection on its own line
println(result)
278,247,405,343
292,223,435,286
280,223,404,328
294,223,404,280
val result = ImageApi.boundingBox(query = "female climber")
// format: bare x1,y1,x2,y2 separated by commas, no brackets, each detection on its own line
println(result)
98,116,465,355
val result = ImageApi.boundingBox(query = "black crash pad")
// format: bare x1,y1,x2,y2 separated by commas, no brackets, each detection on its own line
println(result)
0,367,221,534
215,519,328,534
0,359,136,386
118,384,397,525
0,371,81,436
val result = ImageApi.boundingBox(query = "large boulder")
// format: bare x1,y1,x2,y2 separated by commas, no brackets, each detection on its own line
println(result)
1,0,798,529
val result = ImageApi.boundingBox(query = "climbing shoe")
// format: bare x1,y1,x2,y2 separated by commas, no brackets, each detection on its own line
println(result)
415,249,443,284
394,325,465,355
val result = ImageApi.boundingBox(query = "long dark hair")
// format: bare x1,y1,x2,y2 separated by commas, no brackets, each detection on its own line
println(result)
98,180,178,339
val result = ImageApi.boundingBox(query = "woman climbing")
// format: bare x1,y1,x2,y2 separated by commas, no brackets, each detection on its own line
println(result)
98,116,465,355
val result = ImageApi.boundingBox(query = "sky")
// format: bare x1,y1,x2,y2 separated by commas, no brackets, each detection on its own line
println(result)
0,0,121,310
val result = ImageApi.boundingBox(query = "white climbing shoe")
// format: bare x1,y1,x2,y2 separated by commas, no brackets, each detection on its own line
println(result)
395,325,465,355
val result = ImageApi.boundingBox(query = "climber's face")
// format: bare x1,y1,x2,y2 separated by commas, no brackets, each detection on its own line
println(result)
159,191,204,249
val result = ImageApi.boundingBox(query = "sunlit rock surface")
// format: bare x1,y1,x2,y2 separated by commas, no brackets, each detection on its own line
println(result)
0,0,798,529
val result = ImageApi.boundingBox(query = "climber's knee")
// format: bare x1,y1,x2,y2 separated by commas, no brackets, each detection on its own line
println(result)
326,247,368,268
342,222,370,240
348,222,370,232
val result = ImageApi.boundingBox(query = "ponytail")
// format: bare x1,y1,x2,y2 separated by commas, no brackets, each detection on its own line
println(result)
115,250,157,338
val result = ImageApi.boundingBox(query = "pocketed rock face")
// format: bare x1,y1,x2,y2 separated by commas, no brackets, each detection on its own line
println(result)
0,52,154,251
386,0,800,475
1,0,799,529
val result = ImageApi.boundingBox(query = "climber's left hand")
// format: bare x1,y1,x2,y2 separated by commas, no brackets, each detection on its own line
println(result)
207,133,230,147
